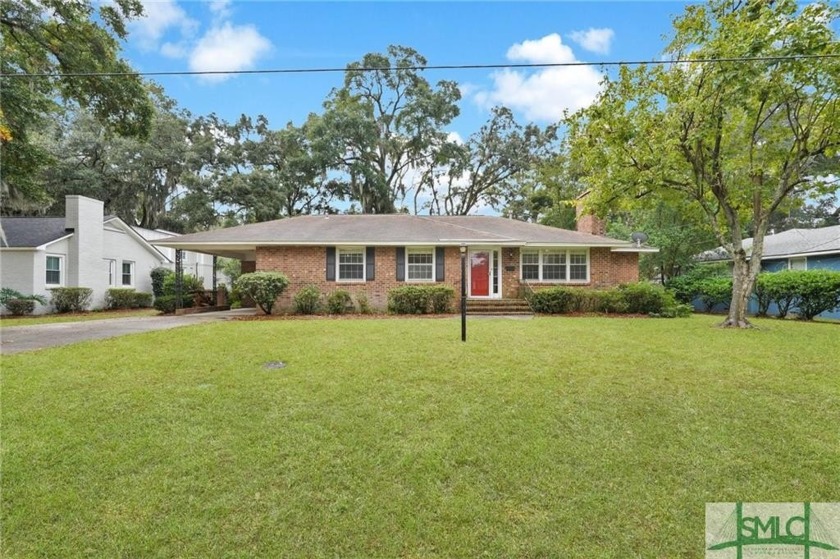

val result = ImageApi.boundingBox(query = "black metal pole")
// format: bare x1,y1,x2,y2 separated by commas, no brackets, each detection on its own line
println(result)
460,249,466,342
212,255,218,305
175,249,183,311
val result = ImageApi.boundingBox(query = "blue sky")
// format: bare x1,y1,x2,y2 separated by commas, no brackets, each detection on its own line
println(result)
123,1,693,138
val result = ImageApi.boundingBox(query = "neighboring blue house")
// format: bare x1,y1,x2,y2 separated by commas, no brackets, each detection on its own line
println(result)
696,225,840,319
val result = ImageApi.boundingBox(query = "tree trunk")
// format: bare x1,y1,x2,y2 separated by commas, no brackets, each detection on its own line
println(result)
720,251,754,328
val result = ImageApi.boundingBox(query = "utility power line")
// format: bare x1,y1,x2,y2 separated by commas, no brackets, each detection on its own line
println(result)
2,53,839,79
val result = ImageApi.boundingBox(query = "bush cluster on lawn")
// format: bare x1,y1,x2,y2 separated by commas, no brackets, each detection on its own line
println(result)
327,290,353,314
150,267,172,297
152,295,194,314
666,268,733,311
1,288,48,316
669,267,840,320
527,283,691,318
4,299,36,316
356,293,372,314
162,273,204,296
50,287,93,313
150,271,205,314
235,272,289,314
292,286,375,315
293,285,322,314
387,286,454,314
755,270,840,320
105,288,153,310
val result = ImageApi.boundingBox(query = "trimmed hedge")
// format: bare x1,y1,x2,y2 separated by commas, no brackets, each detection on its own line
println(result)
150,267,173,297
105,288,153,309
388,286,454,314
527,282,689,318
5,299,36,316
666,265,731,305
293,285,322,314
235,272,290,314
162,273,204,296
153,295,195,314
327,290,353,314
696,277,733,312
50,287,93,313
756,270,840,320
1,289,47,316
1,288,48,307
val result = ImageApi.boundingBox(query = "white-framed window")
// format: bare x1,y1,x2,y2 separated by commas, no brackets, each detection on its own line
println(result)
337,248,365,282
520,249,589,283
521,252,540,280
106,259,117,286
407,248,434,281
542,251,566,281
788,257,807,271
121,261,135,286
45,255,63,286
569,251,588,280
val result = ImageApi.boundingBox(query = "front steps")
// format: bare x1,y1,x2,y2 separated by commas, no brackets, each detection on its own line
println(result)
465,298,533,316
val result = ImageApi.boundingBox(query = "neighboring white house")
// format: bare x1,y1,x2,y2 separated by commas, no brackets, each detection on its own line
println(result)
1,195,172,314
131,226,220,289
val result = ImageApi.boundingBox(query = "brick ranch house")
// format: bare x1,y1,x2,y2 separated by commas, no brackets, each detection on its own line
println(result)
153,214,656,312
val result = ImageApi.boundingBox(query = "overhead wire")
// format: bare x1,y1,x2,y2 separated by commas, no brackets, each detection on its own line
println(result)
2,53,839,79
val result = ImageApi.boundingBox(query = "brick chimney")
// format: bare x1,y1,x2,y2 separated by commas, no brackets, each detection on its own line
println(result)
575,193,606,236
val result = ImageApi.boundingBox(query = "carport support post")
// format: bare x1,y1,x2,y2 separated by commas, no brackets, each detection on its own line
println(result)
212,255,218,305
175,249,183,311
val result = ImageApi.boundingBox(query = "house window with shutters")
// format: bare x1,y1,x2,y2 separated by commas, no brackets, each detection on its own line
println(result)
337,248,365,282
407,248,434,281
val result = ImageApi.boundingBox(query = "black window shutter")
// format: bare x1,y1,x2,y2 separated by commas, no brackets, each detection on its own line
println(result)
326,247,336,281
396,247,405,281
366,247,375,281
435,247,445,281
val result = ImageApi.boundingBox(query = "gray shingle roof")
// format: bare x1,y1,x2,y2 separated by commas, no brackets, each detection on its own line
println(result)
0,217,70,248
697,225,840,261
153,214,632,247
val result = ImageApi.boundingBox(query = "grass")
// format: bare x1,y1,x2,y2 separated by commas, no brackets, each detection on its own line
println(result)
0,308,158,327
2,315,838,558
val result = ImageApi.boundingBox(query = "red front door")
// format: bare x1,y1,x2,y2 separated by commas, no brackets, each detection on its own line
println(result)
470,251,490,296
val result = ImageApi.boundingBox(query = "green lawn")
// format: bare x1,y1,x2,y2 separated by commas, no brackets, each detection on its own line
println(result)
0,308,158,327
2,315,838,558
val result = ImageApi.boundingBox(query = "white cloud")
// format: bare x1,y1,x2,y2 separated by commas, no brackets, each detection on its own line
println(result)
189,22,272,82
160,41,187,59
446,131,464,145
130,0,197,51
208,0,232,20
568,28,615,55
507,33,577,64
474,33,604,122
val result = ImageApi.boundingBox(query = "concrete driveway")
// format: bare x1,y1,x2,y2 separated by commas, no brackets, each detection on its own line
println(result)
0,309,254,355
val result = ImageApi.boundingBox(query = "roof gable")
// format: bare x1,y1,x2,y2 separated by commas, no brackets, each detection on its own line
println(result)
697,225,840,261
0,217,70,248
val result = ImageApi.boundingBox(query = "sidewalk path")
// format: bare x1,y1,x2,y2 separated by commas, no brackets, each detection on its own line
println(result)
0,309,254,355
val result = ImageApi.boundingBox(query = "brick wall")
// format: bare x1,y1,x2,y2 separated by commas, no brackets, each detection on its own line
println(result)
253,245,639,312
256,246,464,312
241,260,256,273
510,247,639,294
